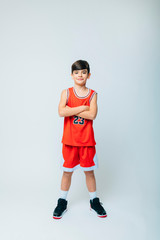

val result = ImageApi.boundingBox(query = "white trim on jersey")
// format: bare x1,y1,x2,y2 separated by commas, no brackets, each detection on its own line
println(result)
66,88,69,105
73,87,91,99
89,91,97,104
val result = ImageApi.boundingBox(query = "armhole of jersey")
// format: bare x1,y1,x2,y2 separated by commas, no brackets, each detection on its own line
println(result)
66,88,69,105
89,91,97,104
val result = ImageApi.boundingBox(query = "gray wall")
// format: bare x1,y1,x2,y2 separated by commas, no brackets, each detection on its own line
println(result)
0,0,159,239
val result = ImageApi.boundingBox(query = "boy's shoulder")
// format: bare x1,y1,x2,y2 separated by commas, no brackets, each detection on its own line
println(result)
60,87,72,100
61,86,72,92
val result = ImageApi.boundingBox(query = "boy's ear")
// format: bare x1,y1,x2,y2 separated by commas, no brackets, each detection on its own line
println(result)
88,73,91,78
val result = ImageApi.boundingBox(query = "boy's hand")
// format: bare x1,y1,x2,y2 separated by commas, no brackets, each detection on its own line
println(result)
66,105,89,112
81,105,90,111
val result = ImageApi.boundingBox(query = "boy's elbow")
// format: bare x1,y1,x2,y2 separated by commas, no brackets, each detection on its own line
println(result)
59,112,63,117
58,108,64,117
91,112,97,120
90,114,95,120
90,107,98,120
59,111,65,117
59,105,71,117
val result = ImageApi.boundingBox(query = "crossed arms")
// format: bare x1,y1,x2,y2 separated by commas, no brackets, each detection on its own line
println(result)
58,89,98,120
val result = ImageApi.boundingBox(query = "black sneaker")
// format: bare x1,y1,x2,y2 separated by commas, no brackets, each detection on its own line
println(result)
53,198,68,219
90,197,107,218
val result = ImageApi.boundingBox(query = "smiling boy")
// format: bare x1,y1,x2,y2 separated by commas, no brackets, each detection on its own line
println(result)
53,60,107,219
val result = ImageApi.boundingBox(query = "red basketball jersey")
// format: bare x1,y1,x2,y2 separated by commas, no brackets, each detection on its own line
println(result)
61,86,97,146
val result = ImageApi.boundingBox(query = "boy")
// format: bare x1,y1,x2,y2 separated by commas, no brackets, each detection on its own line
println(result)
53,60,107,219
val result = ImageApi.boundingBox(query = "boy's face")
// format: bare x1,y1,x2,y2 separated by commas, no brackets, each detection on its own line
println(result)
71,69,91,86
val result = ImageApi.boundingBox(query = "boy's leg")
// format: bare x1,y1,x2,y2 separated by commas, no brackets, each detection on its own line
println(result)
53,171,73,220
84,171,107,218
61,171,73,191
60,144,79,199
84,170,96,192
84,170,97,199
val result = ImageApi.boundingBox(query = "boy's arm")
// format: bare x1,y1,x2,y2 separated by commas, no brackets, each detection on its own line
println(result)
58,89,89,117
76,93,98,120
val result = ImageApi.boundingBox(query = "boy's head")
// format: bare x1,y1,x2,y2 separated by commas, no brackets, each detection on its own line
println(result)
71,60,90,74
71,60,91,86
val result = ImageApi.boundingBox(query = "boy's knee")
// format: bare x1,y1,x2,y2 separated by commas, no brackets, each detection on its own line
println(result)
84,170,94,176
63,171,73,177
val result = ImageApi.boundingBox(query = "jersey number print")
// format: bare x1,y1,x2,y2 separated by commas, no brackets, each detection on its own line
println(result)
73,116,85,125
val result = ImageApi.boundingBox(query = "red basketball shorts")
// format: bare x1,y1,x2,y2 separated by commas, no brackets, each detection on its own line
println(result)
61,144,98,172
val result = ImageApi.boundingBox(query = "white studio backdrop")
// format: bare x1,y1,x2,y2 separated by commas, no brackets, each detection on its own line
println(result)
0,0,159,240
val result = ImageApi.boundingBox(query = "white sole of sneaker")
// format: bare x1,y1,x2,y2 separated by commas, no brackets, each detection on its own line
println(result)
53,209,67,220
90,207,107,218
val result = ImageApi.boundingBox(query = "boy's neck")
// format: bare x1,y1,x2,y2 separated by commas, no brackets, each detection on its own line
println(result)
74,84,88,92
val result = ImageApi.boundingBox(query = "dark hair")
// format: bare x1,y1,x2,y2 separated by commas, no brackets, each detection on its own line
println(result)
71,60,90,74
